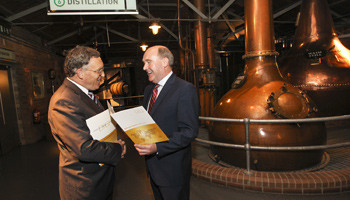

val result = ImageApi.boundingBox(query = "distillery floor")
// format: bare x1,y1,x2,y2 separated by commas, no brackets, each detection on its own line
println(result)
0,122,350,200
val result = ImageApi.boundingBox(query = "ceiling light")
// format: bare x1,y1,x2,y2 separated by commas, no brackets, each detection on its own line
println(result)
149,23,161,35
140,44,148,51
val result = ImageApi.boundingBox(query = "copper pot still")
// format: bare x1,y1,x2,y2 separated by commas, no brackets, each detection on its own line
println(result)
279,0,350,117
209,0,326,171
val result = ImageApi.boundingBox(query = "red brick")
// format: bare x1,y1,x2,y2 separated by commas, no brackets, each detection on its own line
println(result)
191,158,350,195
244,184,263,192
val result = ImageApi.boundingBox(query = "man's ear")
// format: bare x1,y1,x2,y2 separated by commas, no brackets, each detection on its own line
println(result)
76,68,84,79
161,57,169,68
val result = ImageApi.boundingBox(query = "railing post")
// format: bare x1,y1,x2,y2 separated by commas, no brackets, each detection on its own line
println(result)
244,118,253,175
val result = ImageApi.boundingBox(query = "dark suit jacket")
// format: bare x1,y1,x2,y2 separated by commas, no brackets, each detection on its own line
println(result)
48,78,122,200
143,74,200,186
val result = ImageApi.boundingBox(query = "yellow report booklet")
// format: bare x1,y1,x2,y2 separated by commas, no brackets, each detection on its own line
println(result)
110,106,169,144
86,103,168,145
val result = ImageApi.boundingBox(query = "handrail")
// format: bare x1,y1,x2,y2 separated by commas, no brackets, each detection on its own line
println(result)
199,114,350,123
195,138,350,150
112,95,144,100
195,114,350,174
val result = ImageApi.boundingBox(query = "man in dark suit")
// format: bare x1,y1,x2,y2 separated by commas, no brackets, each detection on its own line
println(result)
48,46,126,200
135,45,199,200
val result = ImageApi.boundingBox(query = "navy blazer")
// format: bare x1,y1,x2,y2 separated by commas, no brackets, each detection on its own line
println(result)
143,74,200,186
48,78,123,199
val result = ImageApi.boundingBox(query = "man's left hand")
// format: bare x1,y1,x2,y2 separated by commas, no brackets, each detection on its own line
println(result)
134,143,157,156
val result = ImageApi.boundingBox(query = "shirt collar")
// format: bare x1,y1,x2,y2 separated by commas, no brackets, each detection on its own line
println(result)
157,71,173,87
67,77,89,96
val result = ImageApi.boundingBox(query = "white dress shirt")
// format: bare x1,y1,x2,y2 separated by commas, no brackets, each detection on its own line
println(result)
147,71,173,111
67,77,90,98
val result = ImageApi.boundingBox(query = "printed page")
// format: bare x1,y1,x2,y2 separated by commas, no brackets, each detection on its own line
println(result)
86,107,118,143
111,106,168,144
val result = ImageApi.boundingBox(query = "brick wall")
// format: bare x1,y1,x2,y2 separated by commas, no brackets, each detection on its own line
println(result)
0,28,64,145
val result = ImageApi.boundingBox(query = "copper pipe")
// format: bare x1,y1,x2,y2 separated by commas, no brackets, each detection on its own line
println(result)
244,0,277,58
178,48,186,78
194,0,212,122
206,24,216,118
194,0,208,67
207,25,215,69
177,0,195,83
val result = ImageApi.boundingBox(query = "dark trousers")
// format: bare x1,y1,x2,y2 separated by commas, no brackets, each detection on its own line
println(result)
150,177,190,200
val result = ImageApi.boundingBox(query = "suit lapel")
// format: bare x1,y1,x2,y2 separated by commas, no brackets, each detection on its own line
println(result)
63,78,104,113
149,74,176,115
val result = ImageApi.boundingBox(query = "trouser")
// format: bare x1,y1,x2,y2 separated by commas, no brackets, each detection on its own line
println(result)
149,177,190,200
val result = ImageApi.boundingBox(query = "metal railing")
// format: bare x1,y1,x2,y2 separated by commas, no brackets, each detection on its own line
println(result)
196,115,350,174
112,95,144,100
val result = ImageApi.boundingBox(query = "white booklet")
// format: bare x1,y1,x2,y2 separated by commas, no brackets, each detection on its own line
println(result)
86,101,118,143
86,103,168,145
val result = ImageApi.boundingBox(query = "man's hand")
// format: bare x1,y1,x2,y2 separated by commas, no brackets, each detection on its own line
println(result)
134,143,157,156
117,139,126,158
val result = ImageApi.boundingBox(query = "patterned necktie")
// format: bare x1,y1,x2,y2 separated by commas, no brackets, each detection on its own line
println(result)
148,84,159,113
88,92,98,105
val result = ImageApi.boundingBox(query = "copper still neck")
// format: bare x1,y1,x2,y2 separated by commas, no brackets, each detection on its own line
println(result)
244,0,278,59
294,0,336,45
242,0,281,82
194,0,208,67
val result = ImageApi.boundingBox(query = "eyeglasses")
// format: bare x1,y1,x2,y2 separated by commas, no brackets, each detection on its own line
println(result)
84,67,104,74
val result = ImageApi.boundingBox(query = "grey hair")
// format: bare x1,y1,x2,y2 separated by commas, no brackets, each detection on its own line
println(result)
64,45,100,77
157,46,174,67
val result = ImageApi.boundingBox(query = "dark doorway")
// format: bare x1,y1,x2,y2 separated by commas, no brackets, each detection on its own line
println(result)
0,65,19,155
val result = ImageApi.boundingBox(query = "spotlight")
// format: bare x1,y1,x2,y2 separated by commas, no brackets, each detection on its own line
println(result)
149,23,161,35
140,44,148,51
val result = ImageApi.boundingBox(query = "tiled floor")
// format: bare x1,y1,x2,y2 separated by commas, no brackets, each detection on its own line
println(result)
0,128,350,200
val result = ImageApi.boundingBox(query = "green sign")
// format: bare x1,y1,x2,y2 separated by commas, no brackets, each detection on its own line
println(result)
54,0,65,7
48,0,137,15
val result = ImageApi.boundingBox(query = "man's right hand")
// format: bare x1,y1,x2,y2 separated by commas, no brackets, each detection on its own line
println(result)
117,139,126,158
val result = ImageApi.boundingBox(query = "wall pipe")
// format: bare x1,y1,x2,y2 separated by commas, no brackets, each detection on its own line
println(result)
177,0,196,84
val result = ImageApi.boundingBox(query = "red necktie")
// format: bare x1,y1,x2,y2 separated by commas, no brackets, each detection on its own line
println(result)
88,92,98,105
148,84,159,113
